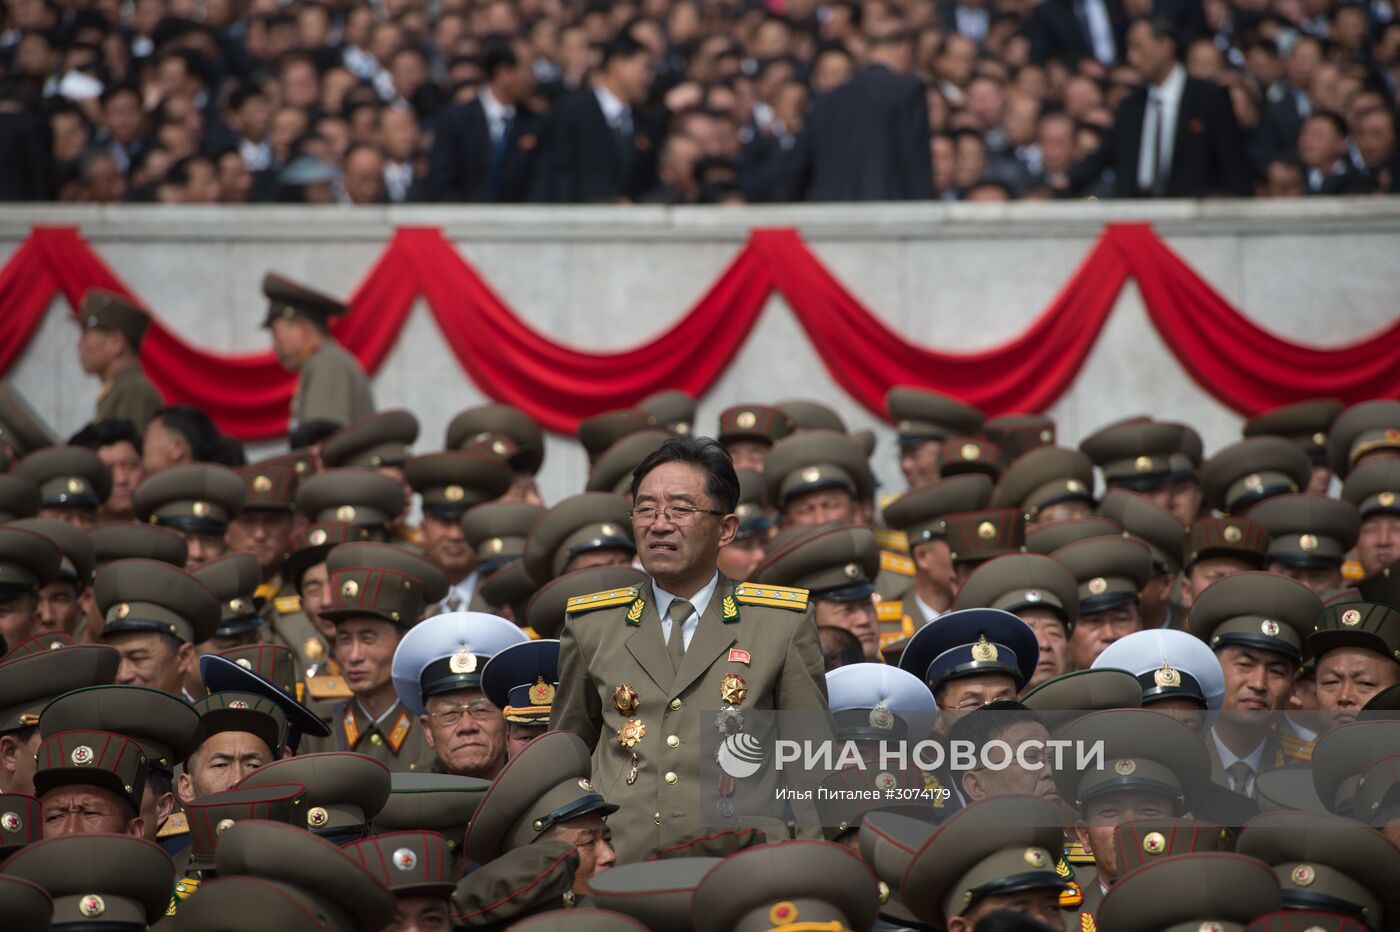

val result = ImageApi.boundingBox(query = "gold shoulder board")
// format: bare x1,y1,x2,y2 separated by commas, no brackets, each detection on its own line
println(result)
157,811,189,838
872,528,910,554
305,675,353,701
880,551,916,576
565,587,640,614
875,600,904,622
734,583,809,611
274,595,303,614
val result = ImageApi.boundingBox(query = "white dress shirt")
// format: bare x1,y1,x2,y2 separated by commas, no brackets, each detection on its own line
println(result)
594,83,632,135
437,569,481,615
1209,729,1266,797
479,86,515,146
1138,64,1187,194
1080,0,1117,65
653,573,720,651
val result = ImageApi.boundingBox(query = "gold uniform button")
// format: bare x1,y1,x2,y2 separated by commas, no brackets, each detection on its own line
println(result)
664,771,678,785
666,735,680,748
370,734,383,746
653,812,662,825
669,698,682,710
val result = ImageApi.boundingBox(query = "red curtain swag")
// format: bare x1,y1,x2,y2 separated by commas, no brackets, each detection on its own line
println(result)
1,223,1395,440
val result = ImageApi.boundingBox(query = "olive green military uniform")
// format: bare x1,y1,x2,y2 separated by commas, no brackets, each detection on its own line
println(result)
81,289,164,431
262,272,375,430
0,380,60,469
305,543,447,771
551,575,829,863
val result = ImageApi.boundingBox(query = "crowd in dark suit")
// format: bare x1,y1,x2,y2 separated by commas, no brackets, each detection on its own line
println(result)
2,0,1398,205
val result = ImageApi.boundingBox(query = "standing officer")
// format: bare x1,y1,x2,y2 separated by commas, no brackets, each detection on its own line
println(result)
551,437,829,863
262,271,375,431
308,542,447,770
77,289,164,431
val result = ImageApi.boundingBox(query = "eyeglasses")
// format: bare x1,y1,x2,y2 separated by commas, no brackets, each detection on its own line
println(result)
428,699,499,727
629,504,727,525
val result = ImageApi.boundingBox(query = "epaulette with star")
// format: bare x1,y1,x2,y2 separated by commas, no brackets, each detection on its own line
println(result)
565,587,640,614
1279,734,1314,763
879,550,916,576
274,594,303,614
872,528,910,554
1063,839,1096,865
734,583,809,611
157,810,189,839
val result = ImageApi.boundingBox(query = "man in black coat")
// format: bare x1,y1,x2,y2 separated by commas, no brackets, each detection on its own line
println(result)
1029,0,1128,69
786,28,934,202
529,35,662,204
424,37,543,203
1067,18,1252,198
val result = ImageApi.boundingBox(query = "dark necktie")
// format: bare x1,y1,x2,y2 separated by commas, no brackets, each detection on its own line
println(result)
491,112,513,200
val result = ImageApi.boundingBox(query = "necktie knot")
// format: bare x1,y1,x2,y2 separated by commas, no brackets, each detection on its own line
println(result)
666,600,692,674
1227,760,1253,794
667,600,694,625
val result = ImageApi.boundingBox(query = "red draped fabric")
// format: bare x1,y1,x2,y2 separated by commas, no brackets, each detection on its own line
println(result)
0,223,1394,441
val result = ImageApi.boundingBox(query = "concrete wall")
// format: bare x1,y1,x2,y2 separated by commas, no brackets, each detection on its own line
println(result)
4,200,1398,504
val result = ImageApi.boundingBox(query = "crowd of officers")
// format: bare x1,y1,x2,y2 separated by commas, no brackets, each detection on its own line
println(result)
0,271,1397,931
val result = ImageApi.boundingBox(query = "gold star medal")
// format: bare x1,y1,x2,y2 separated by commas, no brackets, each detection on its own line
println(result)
614,684,639,716
618,719,646,748
720,673,747,706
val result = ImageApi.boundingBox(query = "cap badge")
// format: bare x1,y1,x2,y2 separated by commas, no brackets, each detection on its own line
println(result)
1024,847,1049,868
1142,831,1167,855
1024,589,1042,602
1065,479,1085,493
977,521,997,540
600,523,619,538
0,811,21,832
307,806,330,828
877,880,891,904
229,598,244,613
578,778,593,791
71,745,95,766
308,528,328,546
1260,619,1280,637
115,603,131,619
1223,525,1243,543
1299,534,1319,551
1134,456,1154,473
971,634,999,662
614,684,640,716
1087,577,1108,595
445,485,465,502
341,578,360,600
1243,474,1263,492
393,847,418,871
483,538,504,554
216,818,236,835
253,474,273,493
335,505,357,522
961,443,980,460
736,411,757,429
869,703,895,730
1114,759,1137,776
236,658,253,669
618,719,646,748
449,648,477,675
721,673,748,706
1380,492,1397,507
844,562,860,579
1198,924,1224,932
801,466,821,484
227,700,249,710
305,638,325,660
1039,429,1053,442
875,771,898,791
530,676,555,705
1154,663,1182,688
192,501,210,517
1290,864,1315,887
770,901,799,926
67,478,85,494
1341,609,1362,627
79,895,106,918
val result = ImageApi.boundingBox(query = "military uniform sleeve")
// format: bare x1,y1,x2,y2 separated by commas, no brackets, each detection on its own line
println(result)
97,369,165,432
777,606,829,712
550,615,603,751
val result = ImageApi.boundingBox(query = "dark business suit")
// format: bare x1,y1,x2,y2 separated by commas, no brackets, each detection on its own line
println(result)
529,87,661,203
1069,74,1252,198
424,97,542,203
1029,0,1127,68
787,64,934,202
